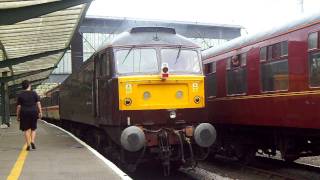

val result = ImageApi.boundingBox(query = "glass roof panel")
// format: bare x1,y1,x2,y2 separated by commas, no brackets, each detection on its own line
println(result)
0,1,89,87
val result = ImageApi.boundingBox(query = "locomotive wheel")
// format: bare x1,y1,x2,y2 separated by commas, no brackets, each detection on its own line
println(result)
283,154,299,162
171,161,183,172
237,147,257,164
279,136,299,162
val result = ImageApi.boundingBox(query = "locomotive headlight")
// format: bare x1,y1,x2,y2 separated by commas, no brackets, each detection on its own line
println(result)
162,66,169,73
194,96,201,104
143,91,151,100
124,98,132,106
176,91,183,99
169,110,176,119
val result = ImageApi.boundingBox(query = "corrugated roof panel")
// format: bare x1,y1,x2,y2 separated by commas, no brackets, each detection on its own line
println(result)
12,53,63,73
0,0,91,93
0,5,84,60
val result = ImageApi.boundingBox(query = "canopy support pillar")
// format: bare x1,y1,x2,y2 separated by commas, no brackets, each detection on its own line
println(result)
1,72,10,128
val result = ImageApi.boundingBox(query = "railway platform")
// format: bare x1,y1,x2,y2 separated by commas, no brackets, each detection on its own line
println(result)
0,117,131,180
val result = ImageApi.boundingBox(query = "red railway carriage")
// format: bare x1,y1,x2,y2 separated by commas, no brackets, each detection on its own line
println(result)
202,13,320,161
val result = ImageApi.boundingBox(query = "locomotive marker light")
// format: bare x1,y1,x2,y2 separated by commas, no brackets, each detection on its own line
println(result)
125,83,133,94
121,126,146,152
194,96,201,104
143,91,151,100
124,98,132,106
161,63,169,80
192,82,199,92
169,110,176,119
176,90,183,99
194,123,216,147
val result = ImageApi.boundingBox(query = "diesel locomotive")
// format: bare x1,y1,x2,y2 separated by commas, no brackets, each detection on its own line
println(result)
42,27,216,175
202,13,320,162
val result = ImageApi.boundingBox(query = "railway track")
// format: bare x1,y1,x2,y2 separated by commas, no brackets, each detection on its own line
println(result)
127,163,230,180
199,155,320,180
46,119,320,179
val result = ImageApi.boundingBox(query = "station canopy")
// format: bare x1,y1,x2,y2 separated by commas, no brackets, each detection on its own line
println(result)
0,0,92,94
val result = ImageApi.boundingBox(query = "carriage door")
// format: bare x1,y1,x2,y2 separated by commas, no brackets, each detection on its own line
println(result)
95,51,111,124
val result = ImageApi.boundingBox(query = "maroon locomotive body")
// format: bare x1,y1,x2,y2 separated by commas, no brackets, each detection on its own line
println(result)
42,27,216,175
202,13,320,161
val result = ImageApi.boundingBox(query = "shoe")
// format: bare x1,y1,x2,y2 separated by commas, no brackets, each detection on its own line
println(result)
31,143,36,150
26,146,30,151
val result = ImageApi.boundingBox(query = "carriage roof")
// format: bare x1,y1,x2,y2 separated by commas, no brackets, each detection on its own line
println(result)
202,12,320,60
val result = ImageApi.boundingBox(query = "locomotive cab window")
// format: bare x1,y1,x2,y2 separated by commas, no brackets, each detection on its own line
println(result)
308,32,320,87
205,61,216,97
161,48,201,74
100,53,110,77
260,41,289,92
226,53,247,95
115,48,158,75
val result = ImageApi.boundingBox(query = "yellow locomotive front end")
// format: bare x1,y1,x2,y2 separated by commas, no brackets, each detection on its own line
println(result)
118,75,204,110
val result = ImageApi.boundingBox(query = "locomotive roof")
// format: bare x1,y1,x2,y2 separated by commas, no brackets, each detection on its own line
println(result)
202,12,320,60
98,27,200,51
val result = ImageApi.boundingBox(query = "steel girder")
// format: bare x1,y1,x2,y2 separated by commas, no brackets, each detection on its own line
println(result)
0,48,66,69
0,40,8,60
0,66,55,83
8,77,48,93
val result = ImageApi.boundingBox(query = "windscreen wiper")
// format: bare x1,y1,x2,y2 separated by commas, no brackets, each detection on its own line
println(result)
174,46,182,64
122,46,135,64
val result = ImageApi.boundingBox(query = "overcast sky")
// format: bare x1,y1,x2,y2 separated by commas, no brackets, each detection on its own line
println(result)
87,0,320,35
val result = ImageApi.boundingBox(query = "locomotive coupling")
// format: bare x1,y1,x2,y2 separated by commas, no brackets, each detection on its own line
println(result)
194,123,216,147
121,126,146,152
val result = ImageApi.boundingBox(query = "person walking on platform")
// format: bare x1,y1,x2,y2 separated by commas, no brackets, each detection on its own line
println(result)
16,80,42,151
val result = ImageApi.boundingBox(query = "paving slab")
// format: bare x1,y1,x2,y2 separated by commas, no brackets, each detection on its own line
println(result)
0,118,130,180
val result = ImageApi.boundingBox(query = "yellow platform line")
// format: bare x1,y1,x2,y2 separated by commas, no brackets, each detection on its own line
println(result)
7,144,29,180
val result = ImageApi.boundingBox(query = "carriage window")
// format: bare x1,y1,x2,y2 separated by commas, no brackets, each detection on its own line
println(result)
261,59,288,91
240,53,247,66
226,57,231,70
260,47,267,61
272,43,281,59
281,41,288,56
205,62,216,97
308,32,318,50
264,41,288,61
115,48,158,74
309,52,320,87
267,46,273,61
206,61,216,73
227,54,247,95
161,49,201,74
